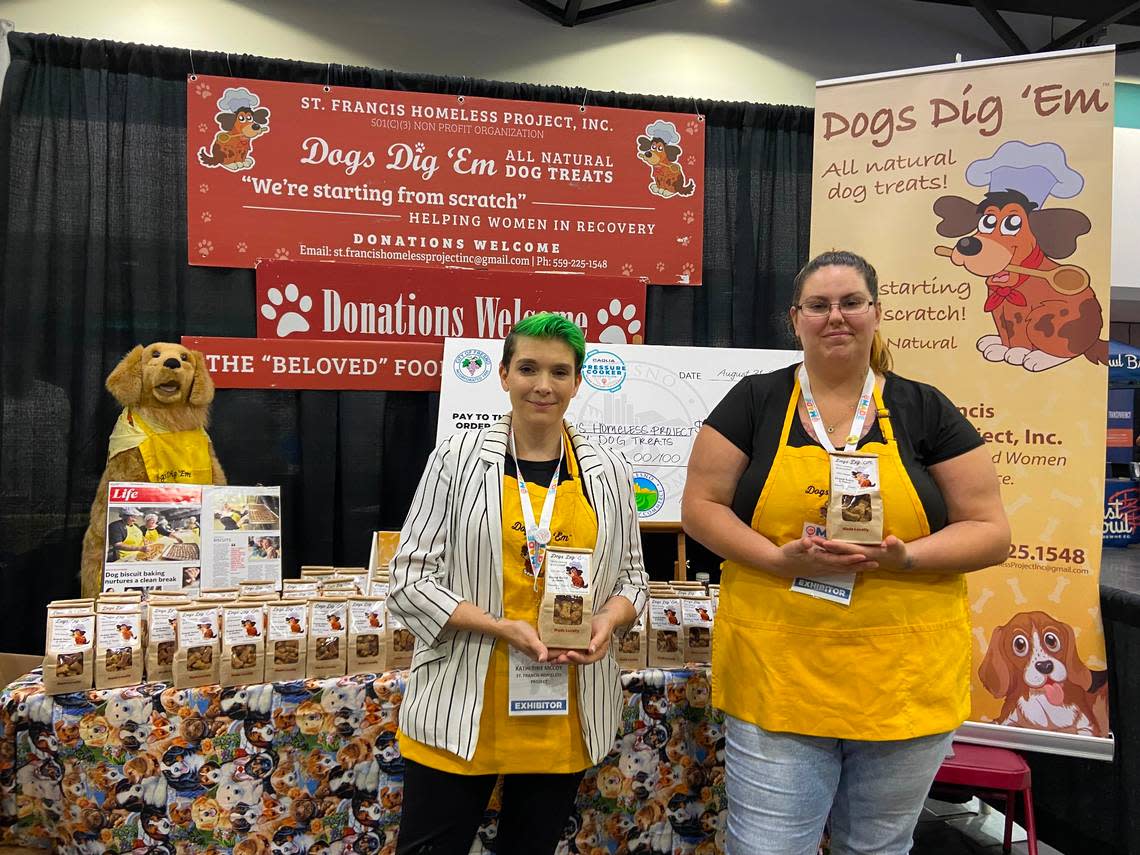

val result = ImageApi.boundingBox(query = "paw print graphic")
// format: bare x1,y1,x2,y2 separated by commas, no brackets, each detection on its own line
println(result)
686,119,701,135
236,242,248,254
195,82,212,99
656,261,666,272
201,211,212,224
621,263,634,277
682,210,695,225
199,183,209,194
196,239,214,258
687,155,696,167
261,283,313,337
273,248,291,261
682,262,695,276
415,142,425,153
596,299,642,344
198,123,209,134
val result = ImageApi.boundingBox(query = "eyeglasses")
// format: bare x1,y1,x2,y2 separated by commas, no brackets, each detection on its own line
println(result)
793,296,875,318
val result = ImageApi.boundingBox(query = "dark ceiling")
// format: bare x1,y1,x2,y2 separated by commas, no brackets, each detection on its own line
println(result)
518,0,1140,54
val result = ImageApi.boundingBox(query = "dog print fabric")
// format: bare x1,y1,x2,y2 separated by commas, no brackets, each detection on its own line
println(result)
0,668,733,854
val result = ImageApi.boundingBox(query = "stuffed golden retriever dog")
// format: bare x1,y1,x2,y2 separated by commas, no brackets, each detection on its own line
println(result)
80,343,226,597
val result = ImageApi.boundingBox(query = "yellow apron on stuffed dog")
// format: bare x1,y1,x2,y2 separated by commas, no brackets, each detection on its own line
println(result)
107,409,213,484
711,378,971,741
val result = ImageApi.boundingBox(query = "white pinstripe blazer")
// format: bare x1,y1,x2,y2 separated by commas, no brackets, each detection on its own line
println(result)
389,415,648,765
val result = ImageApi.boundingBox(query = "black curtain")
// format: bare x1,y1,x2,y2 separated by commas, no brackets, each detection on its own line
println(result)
0,32,814,655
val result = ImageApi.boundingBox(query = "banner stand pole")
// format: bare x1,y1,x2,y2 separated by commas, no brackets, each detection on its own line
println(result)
640,522,687,581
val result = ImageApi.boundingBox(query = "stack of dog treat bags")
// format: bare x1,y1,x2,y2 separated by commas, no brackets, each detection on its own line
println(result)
644,579,718,670
41,564,411,695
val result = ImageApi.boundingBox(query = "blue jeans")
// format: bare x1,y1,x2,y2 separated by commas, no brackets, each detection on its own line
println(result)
725,715,953,855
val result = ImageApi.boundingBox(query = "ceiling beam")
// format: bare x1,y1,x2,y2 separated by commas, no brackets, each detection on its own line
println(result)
564,0,584,25
1038,0,1140,51
516,0,659,26
515,0,569,25
969,0,1029,54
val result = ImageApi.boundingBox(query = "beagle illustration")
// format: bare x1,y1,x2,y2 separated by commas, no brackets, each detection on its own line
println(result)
197,87,270,172
978,610,1108,737
934,141,1107,372
71,629,89,646
367,612,382,628
198,622,217,640
567,564,587,589
326,613,343,631
116,623,136,641
285,616,303,633
240,619,261,637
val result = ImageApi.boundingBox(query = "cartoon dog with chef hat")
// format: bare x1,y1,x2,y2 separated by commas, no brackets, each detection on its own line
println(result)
198,87,271,172
932,140,1107,372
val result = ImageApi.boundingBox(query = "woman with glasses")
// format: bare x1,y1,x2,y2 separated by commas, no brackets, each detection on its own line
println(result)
682,250,1010,855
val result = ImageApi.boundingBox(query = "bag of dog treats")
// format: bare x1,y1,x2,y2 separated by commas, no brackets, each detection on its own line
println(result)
43,610,95,694
307,598,348,678
95,603,144,690
238,580,279,597
198,587,240,602
334,567,369,593
386,604,415,670
347,596,387,675
267,599,308,681
369,574,390,598
283,579,321,599
648,594,683,669
220,603,265,687
680,594,714,664
826,452,884,544
173,604,221,689
144,599,184,683
538,547,594,650
614,608,647,671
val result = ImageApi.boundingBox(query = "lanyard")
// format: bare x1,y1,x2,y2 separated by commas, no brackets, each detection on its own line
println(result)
798,365,876,453
509,429,564,583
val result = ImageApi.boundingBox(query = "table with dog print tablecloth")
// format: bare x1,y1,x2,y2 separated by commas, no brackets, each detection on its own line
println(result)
0,668,725,854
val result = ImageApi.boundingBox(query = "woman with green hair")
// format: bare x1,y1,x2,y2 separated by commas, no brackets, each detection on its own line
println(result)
390,312,648,855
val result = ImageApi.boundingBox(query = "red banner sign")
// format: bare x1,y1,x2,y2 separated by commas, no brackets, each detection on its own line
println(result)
186,75,704,284
255,261,646,343
182,336,444,391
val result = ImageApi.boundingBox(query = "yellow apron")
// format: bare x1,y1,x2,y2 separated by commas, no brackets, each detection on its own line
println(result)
712,379,971,740
117,524,145,561
401,431,596,774
107,409,213,484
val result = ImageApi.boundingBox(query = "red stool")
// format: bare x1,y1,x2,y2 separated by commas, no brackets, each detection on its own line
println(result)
932,741,1038,855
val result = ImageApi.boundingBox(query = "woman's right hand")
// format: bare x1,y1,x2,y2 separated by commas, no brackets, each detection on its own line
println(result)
774,536,878,577
494,619,550,662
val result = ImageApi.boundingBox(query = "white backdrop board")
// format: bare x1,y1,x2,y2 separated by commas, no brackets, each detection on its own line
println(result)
437,338,800,523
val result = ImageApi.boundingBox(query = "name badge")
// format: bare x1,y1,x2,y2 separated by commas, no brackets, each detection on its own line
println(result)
790,522,856,606
508,646,569,717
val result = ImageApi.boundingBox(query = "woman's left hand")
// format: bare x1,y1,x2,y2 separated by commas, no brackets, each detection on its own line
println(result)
809,534,912,572
548,611,617,665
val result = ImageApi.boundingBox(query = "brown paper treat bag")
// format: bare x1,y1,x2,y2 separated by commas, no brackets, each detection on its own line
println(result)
145,600,184,683
48,598,95,613
369,575,391,598
173,605,221,689
300,567,335,578
283,579,321,599
826,452,884,544
43,611,95,694
680,595,714,664
267,600,308,681
648,595,683,669
94,604,144,690
238,580,279,597
614,608,647,671
307,598,348,678
386,604,415,670
538,547,594,650
198,587,240,602
220,603,266,687
347,597,388,675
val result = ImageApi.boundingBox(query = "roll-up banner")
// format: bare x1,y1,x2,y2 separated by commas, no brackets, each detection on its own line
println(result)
810,47,1114,759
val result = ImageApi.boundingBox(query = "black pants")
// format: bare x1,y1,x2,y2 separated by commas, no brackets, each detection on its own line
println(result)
395,758,585,855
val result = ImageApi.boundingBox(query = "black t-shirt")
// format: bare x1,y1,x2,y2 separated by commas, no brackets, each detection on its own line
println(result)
506,455,592,508
703,364,984,532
